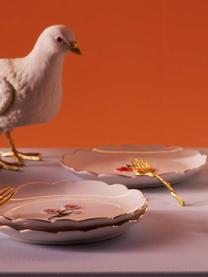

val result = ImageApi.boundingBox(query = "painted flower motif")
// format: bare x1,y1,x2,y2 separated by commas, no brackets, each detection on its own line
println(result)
43,208,58,215
64,204,82,210
43,203,83,220
116,164,133,172
116,163,157,174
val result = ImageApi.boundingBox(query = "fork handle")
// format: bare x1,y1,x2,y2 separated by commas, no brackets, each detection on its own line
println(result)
153,173,185,207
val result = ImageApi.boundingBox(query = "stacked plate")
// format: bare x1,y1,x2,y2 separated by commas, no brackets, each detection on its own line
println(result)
0,144,206,244
61,145,207,188
0,180,148,244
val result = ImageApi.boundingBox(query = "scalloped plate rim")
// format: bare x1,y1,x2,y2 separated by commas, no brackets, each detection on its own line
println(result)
0,180,148,228
60,145,207,179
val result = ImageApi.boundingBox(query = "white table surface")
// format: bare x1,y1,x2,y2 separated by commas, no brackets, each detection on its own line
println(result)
0,148,208,277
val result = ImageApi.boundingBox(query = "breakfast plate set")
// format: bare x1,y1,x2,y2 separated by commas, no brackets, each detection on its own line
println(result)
0,145,206,244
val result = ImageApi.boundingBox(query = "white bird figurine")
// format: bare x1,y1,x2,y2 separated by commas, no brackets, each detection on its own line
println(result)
0,25,81,170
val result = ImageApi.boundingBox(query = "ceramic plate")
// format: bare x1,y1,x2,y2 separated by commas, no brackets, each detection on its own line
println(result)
60,145,207,188
0,218,141,245
0,180,148,232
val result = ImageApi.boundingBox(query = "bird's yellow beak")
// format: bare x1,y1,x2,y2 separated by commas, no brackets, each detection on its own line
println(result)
69,41,81,55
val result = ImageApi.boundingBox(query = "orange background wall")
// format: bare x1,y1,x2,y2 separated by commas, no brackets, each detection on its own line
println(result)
0,0,207,147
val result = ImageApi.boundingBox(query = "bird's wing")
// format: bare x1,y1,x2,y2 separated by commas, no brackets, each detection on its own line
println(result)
0,78,15,115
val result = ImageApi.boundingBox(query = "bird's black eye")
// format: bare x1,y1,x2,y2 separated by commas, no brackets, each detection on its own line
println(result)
56,37,62,42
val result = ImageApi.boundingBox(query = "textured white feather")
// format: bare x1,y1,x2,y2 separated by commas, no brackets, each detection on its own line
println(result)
0,77,14,115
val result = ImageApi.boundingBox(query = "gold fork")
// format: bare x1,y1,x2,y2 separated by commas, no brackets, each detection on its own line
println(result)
131,158,185,207
0,186,16,208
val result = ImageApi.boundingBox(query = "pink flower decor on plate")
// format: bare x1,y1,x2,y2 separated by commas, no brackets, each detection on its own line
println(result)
43,203,83,220
116,164,133,173
43,208,57,215
116,164,157,174
64,204,82,210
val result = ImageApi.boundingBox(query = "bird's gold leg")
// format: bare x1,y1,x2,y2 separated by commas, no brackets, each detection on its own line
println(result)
0,159,20,171
1,131,42,165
